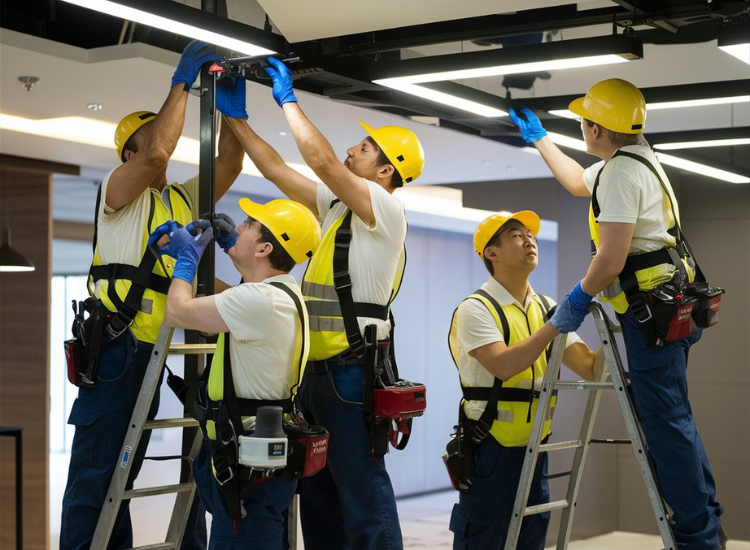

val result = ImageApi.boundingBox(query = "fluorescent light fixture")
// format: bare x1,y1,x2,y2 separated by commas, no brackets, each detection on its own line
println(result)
58,0,276,56
373,35,641,87
373,82,507,118
376,54,629,87
655,153,750,184
718,22,750,65
546,131,587,152
550,95,750,119
654,138,750,150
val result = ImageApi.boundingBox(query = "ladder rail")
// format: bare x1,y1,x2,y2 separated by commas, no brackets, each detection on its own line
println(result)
504,331,569,549
91,323,175,549
504,303,678,550
590,304,677,550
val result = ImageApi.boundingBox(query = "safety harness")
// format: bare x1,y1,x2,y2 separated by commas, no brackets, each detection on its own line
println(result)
326,205,424,457
444,289,553,493
592,150,721,346
192,281,312,520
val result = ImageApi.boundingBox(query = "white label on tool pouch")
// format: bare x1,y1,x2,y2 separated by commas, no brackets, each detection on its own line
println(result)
120,446,133,469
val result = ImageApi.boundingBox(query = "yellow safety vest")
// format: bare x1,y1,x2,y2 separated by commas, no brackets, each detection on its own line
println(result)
589,157,694,314
301,210,405,361
449,292,556,447
91,185,194,344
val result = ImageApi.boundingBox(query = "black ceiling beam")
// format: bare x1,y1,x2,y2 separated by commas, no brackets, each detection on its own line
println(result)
313,0,722,57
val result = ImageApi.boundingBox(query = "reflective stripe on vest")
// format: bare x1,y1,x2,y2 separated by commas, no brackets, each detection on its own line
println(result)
589,158,693,314
301,210,405,361
92,186,193,343
448,293,556,447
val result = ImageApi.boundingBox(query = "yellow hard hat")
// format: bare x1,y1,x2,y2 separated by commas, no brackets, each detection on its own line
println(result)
359,122,425,184
568,78,646,134
473,210,540,258
239,198,321,264
114,111,157,162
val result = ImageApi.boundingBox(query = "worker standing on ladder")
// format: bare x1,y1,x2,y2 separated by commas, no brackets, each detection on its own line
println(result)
60,41,244,550
509,79,726,550
150,197,321,549
218,57,425,549
448,211,599,549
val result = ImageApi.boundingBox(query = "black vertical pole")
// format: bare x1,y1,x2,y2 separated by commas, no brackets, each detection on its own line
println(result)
181,0,219,495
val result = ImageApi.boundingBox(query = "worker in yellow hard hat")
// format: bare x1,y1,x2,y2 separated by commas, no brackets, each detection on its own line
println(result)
509,79,727,550
147,197,321,547
60,41,245,550
447,210,599,549
216,56,425,549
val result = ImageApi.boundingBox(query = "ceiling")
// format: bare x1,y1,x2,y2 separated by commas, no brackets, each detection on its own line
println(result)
1,0,749,228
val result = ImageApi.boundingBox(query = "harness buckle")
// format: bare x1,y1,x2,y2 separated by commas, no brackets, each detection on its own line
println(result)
104,313,133,340
631,298,653,324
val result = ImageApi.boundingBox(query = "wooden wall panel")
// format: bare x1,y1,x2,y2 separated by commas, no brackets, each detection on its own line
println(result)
0,155,76,550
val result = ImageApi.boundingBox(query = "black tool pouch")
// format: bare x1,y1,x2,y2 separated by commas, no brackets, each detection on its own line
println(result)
64,297,111,388
442,407,475,494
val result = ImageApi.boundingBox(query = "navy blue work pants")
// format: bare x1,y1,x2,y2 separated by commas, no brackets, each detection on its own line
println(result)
449,436,549,550
295,356,403,550
60,332,206,550
619,309,723,550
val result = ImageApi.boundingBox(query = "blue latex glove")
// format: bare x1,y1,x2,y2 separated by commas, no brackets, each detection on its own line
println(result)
509,107,548,143
550,281,593,333
264,57,297,107
216,76,248,119
171,40,220,90
151,220,213,283
210,213,238,253
148,220,181,249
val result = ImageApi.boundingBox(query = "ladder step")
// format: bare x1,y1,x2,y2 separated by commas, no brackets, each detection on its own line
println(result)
525,499,570,516
590,438,631,444
123,483,194,499
130,544,177,550
167,343,217,355
144,417,199,430
553,381,614,390
540,440,582,452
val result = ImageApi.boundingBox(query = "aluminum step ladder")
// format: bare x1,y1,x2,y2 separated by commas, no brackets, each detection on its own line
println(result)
91,323,215,550
504,302,676,550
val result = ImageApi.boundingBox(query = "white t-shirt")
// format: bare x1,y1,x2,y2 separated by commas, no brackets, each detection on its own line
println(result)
315,180,407,340
583,145,679,254
456,277,581,421
214,274,304,410
96,168,199,267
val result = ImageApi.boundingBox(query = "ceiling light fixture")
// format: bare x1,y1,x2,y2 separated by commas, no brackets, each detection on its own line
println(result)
653,138,750,150
0,228,35,272
718,22,750,65
373,34,641,118
58,0,279,56
544,131,750,184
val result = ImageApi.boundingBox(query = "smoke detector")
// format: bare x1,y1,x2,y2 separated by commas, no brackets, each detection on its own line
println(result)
18,76,40,92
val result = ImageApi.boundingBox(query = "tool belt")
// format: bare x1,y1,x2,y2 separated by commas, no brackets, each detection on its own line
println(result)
618,240,724,348
331,209,426,458
594,150,725,348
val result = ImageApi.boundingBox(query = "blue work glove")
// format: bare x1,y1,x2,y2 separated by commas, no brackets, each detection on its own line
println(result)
216,76,248,119
171,40,220,90
210,213,238,253
550,281,593,333
509,107,548,143
264,57,297,107
150,220,213,283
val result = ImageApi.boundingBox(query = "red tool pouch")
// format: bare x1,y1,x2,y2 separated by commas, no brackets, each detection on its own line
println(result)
647,281,725,343
276,419,330,482
374,381,426,419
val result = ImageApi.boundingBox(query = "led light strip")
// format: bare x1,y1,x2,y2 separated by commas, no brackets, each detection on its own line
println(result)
653,138,750,150
59,0,275,56
372,82,507,118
